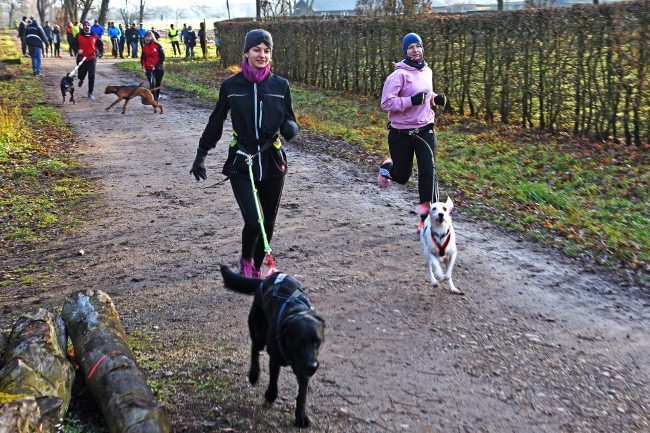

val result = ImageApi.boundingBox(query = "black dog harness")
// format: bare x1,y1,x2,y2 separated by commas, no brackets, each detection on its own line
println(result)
110,83,143,99
260,273,314,364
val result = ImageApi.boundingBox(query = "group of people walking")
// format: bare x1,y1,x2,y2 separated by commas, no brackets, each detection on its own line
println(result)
190,29,444,278
18,16,63,76
18,15,165,103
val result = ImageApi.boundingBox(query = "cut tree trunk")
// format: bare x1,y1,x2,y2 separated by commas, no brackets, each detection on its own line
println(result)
61,290,169,433
0,309,74,432
0,396,44,432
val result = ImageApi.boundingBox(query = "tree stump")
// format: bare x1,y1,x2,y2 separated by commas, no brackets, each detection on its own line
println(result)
61,290,169,433
0,309,74,431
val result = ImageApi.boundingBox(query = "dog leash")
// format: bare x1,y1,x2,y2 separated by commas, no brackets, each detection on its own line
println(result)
69,56,87,76
236,135,281,276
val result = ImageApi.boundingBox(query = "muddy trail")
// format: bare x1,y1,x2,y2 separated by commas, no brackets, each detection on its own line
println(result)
2,56,650,433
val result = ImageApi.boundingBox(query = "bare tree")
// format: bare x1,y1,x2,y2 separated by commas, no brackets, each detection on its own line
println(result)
3,0,26,25
98,0,109,26
62,0,79,24
138,0,146,24
260,0,291,17
79,0,94,21
174,6,186,22
36,0,55,23
117,0,136,25
190,4,212,19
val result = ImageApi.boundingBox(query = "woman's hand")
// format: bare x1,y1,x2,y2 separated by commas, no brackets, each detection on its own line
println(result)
434,94,447,107
142,67,146,73
77,49,83,55
410,92,426,106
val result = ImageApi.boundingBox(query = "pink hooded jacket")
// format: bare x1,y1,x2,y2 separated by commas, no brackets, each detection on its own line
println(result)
381,61,438,130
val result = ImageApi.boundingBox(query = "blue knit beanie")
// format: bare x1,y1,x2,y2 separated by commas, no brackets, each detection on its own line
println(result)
402,33,422,55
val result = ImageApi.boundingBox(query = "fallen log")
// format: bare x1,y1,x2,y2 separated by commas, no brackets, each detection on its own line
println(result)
0,396,44,432
61,290,169,433
0,309,74,432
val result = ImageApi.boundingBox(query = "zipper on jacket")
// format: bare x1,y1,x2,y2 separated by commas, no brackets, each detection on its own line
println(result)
254,83,263,180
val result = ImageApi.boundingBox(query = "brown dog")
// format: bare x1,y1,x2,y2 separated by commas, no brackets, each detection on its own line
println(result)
104,84,164,114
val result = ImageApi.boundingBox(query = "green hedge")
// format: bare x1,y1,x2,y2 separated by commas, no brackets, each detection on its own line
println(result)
216,2,650,146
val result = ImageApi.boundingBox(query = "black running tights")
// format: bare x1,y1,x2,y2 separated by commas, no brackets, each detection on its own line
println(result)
230,176,285,269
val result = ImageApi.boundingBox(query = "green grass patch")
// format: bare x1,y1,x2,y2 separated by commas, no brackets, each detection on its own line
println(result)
117,47,649,279
0,31,91,256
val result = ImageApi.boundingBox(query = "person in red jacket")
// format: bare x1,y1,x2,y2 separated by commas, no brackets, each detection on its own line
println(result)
141,31,165,102
76,20,103,99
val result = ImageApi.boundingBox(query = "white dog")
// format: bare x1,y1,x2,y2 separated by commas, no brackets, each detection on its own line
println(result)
419,197,460,294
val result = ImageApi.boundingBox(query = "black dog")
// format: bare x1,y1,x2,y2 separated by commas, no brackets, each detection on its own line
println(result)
60,74,75,104
220,264,325,428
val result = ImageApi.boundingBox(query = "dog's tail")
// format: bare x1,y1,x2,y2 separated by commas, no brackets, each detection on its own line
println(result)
219,264,262,295
149,85,163,91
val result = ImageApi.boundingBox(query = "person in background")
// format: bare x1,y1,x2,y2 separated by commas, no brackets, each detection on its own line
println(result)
214,35,221,57
198,22,206,58
76,20,104,99
378,33,447,233
66,22,76,56
182,24,189,56
150,26,160,40
91,20,104,39
25,18,47,76
190,29,299,278
185,25,197,59
138,23,146,48
125,22,139,58
118,23,126,58
107,21,121,58
52,25,62,58
42,21,53,57
141,31,165,102
18,16,28,57
168,24,181,57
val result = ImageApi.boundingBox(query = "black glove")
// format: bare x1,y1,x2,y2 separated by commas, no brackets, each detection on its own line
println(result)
410,92,426,106
434,94,447,107
280,119,299,141
190,148,208,181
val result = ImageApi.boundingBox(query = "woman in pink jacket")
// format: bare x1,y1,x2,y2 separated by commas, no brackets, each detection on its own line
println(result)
378,33,447,233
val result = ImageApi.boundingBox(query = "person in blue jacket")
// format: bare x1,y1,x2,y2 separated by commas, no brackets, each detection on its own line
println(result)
107,21,122,58
190,30,299,278
90,20,104,39
138,23,146,48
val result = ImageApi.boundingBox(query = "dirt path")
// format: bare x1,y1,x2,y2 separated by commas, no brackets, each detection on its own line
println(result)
10,56,650,432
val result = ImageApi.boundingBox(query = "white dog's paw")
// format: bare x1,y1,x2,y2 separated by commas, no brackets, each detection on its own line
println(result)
429,276,439,287
448,282,463,295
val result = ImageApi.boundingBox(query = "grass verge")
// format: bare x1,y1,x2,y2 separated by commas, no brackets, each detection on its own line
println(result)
118,56,648,282
0,32,92,258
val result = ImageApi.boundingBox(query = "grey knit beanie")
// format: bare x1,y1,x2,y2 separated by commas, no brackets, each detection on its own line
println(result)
243,29,273,52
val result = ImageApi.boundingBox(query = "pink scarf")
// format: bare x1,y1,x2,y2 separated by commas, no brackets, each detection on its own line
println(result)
242,60,270,84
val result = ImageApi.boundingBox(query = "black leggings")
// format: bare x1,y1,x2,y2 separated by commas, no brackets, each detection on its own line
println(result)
386,124,438,205
146,69,164,101
230,176,285,269
171,40,181,56
77,58,96,93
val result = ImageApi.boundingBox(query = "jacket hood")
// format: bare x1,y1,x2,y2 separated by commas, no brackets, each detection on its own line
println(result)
394,60,428,72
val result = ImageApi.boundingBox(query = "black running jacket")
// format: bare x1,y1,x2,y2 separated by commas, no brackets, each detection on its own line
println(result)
198,71,297,180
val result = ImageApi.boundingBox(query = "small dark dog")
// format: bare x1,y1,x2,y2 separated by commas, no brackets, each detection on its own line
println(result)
60,74,75,104
220,264,325,428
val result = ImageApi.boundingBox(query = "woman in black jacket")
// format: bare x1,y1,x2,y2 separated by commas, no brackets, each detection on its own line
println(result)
190,29,299,278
